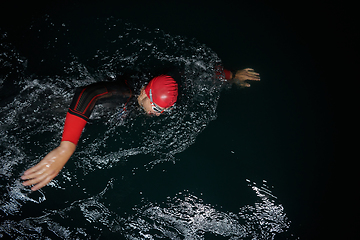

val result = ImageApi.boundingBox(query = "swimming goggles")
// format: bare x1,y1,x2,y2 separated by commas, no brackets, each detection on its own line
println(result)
149,88,174,114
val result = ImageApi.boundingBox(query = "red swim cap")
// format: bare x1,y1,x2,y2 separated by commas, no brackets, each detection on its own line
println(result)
144,75,178,108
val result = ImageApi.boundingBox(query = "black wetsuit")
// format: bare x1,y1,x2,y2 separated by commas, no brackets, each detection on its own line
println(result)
61,79,134,145
68,80,133,122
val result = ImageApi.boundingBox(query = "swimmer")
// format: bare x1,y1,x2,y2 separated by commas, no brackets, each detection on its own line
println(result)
21,68,260,191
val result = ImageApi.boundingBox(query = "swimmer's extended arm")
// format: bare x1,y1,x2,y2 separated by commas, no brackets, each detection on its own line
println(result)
226,68,260,87
21,83,110,190
21,81,131,191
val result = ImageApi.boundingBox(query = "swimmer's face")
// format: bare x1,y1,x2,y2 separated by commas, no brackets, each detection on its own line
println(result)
137,88,164,116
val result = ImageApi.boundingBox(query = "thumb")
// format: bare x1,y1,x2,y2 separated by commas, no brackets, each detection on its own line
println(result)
241,82,250,88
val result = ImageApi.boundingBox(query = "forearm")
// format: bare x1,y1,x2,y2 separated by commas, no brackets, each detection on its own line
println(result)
21,83,114,191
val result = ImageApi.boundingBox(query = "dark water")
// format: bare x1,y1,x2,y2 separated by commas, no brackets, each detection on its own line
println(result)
0,1,348,239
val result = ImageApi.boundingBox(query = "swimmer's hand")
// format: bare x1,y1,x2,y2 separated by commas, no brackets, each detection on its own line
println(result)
21,141,76,191
232,68,260,87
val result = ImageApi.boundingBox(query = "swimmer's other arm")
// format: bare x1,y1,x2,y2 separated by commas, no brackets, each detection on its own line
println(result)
225,68,260,87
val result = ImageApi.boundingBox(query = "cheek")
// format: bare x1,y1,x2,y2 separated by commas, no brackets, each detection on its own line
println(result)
142,98,153,113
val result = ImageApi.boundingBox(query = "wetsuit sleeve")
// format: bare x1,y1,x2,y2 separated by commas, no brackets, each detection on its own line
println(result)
215,65,233,81
223,69,232,80
61,112,87,145
61,82,113,145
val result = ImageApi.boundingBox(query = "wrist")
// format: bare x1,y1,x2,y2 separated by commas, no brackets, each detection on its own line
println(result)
59,141,76,154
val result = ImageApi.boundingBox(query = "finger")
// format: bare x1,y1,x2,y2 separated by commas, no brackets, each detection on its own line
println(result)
247,76,261,81
22,171,49,186
31,173,57,191
21,167,46,180
22,162,46,176
246,71,260,76
246,72,260,79
243,74,260,81
245,68,260,76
